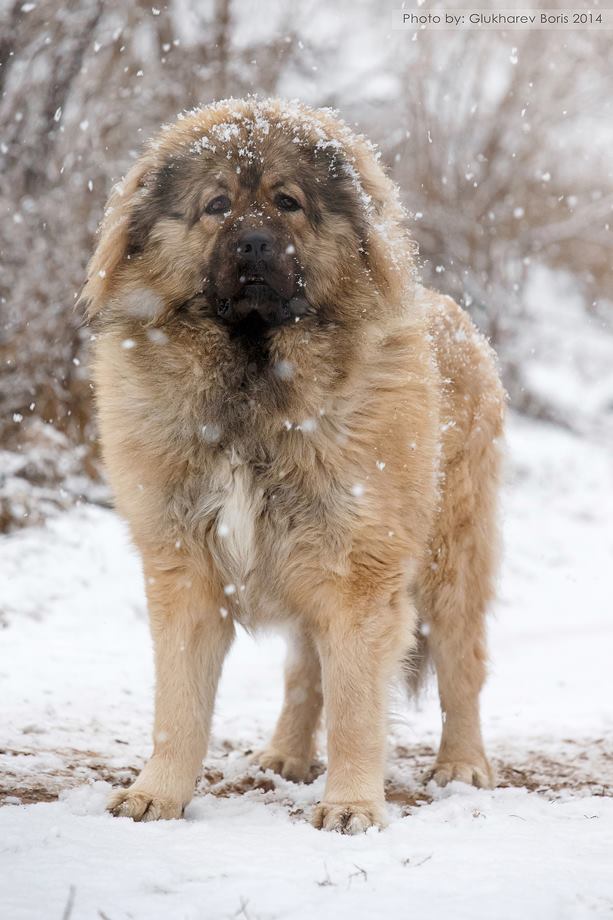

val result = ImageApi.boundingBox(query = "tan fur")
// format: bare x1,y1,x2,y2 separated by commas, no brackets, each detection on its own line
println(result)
83,99,505,832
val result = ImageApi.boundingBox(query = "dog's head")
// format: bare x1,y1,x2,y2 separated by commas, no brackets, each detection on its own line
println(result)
82,99,414,337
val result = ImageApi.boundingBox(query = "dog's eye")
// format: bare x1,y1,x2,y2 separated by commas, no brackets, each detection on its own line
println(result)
276,194,302,213
204,195,231,215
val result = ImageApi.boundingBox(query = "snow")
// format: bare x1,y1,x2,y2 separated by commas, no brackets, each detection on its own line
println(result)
1,414,612,919
521,266,613,436
185,98,383,226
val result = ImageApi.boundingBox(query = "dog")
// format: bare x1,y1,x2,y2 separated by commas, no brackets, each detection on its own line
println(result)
82,98,505,833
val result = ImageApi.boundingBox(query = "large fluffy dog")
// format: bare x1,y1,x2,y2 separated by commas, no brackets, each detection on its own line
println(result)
82,98,505,833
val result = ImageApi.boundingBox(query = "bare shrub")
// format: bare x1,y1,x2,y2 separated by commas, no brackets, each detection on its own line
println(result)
0,0,301,528
369,30,613,415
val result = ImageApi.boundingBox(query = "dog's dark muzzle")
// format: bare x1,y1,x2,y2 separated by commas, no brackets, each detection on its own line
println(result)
213,229,308,329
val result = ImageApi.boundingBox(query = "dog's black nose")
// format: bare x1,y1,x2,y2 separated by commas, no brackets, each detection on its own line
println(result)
237,231,274,263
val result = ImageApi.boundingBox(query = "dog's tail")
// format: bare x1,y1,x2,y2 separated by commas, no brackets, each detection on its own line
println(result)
403,621,432,697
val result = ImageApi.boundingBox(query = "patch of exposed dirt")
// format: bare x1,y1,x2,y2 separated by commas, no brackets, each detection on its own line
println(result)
0,745,138,805
1,739,611,810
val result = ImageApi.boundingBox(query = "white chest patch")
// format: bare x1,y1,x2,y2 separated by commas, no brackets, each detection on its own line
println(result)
212,458,260,584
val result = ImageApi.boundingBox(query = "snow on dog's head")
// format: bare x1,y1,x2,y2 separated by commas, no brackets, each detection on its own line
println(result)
81,98,415,328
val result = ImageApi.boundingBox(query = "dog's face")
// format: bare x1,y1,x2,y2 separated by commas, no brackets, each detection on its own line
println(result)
84,100,411,343
125,114,375,336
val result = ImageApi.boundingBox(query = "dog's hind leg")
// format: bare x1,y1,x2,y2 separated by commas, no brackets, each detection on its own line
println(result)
253,628,323,782
418,433,502,790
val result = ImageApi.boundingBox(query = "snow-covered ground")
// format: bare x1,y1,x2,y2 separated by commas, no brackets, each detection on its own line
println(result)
1,414,611,919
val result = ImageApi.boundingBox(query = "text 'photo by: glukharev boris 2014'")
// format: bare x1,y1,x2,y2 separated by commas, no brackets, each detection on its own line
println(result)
393,8,612,29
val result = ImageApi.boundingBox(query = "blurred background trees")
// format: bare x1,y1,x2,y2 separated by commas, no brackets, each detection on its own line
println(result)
1,0,611,529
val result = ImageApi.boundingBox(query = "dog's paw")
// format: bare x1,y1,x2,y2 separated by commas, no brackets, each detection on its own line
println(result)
426,758,496,790
251,748,318,783
107,786,184,822
311,800,386,834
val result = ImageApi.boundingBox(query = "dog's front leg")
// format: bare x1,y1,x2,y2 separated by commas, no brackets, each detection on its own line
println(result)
312,588,413,834
108,555,233,821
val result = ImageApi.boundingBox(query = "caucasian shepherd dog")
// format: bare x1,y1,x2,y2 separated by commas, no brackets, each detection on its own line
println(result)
82,98,505,833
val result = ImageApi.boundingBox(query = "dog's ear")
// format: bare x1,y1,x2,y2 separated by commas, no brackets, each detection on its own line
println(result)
352,146,417,302
80,155,157,320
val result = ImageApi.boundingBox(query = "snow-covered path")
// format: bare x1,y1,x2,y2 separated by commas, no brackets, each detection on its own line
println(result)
1,415,612,919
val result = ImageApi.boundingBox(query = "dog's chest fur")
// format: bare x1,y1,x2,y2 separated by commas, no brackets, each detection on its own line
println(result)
96,316,444,624
206,451,261,587
178,431,353,622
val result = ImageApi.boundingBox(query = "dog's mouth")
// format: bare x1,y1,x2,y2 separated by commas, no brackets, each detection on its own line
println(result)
240,272,267,287
216,295,291,328
237,276,280,306
214,272,309,330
